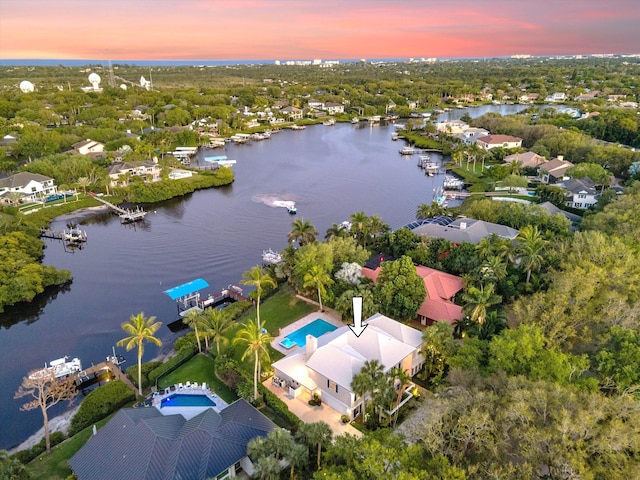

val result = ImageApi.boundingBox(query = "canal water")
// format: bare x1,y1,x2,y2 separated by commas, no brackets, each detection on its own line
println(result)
0,104,530,450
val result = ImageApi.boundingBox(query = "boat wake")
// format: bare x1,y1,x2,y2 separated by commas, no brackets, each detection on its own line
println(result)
252,193,298,210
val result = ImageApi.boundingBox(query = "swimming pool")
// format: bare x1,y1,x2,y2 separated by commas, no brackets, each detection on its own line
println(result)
284,319,337,348
160,394,216,408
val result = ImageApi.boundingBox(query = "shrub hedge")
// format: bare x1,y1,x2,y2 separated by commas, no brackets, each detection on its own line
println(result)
68,381,135,436
125,361,162,391
147,346,197,384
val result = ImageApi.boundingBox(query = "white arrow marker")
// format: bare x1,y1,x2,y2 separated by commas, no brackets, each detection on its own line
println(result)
348,296,367,337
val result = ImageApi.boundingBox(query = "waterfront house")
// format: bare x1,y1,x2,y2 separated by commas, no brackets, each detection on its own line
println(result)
108,161,162,188
476,134,523,151
0,172,57,204
281,106,303,120
457,127,490,145
324,102,344,115
538,156,574,184
69,398,276,480
307,99,324,110
560,177,599,209
518,93,539,103
272,314,424,420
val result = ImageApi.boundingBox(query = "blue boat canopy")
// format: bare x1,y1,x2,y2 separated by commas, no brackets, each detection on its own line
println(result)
204,155,228,162
163,278,209,300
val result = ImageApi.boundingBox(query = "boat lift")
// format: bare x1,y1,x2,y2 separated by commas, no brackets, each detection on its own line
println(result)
163,278,210,314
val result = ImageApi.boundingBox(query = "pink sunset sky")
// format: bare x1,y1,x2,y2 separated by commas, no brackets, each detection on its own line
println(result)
1,0,638,60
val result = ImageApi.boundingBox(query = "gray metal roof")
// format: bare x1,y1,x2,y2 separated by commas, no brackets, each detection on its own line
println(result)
70,399,276,480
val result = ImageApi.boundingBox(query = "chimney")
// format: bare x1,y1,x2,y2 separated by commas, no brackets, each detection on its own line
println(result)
305,335,318,358
557,155,563,161
460,221,467,230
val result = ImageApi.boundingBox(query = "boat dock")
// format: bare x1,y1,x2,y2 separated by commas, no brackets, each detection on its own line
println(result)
89,193,147,222
40,228,88,243
164,279,253,332
75,360,136,395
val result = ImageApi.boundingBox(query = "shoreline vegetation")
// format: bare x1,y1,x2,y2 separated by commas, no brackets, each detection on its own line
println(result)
0,167,234,313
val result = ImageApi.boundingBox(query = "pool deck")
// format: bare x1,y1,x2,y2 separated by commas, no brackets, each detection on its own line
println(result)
150,382,229,419
271,310,345,355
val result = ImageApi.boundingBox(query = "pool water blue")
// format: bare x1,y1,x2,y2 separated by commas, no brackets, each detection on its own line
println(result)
285,319,337,348
160,394,216,408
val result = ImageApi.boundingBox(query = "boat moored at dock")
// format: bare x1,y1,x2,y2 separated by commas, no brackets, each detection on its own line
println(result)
29,356,82,380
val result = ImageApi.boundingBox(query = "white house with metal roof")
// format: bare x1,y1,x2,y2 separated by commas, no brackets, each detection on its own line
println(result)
272,313,424,420
0,172,57,203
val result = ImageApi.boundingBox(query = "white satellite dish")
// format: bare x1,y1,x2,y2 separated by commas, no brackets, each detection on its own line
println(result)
88,73,101,90
120,84,127,90
19,80,35,93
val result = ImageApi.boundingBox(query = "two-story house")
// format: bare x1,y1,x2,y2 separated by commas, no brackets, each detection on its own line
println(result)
503,151,547,169
107,161,161,188
272,313,424,420
324,102,344,115
0,172,57,203
281,106,304,120
538,156,574,184
560,177,599,209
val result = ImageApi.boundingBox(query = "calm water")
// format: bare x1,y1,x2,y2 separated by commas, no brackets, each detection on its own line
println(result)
0,105,525,449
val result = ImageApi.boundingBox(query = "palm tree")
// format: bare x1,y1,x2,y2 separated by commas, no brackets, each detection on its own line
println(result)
325,223,347,241
200,308,234,354
296,421,333,470
416,201,446,220
478,255,508,285
388,366,411,426
368,214,389,239
287,219,318,246
252,455,281,480
116,312,162,395
241,265,276,330
351,359,385,423
182,309,203,353
76,176,91,194
517,225,547,283
284,442,308,480
461,283,502,325
233,319,273,400
303,264,333,312
349,211,370,248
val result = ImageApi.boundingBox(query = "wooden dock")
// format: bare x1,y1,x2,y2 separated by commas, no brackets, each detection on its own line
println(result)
40,228,88,243
75,360,137,395
88,193,147,222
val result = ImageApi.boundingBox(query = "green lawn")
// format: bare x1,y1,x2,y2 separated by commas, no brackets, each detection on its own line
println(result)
26,407,128,480
157,353,237,403
237,285,316,335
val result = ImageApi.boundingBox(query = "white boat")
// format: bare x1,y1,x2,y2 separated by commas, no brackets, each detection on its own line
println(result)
391,132,399,141
204,156,236,166
399,146,417,155
29,356,82,379
262,248,282,265
443,175,465,190
208,138,226,148
289,124,306,130
351,117,359,124
64,228,87,243
323,118,336,126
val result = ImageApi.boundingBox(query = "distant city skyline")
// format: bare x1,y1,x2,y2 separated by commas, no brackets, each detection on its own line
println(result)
1,0,638,61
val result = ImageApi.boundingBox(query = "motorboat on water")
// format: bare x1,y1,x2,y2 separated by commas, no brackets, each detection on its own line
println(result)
399,146,417,155
29,356,82,379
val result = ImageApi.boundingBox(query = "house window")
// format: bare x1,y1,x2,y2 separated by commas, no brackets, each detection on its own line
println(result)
574,203,582,208
328,380,338,393
578,194,586,199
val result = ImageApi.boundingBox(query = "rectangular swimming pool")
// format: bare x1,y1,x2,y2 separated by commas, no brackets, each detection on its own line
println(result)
160,394,216,408
284,318,337,348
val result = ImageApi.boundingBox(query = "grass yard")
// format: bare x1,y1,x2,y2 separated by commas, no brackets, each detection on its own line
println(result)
26,408,126,480
157,353,237,403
